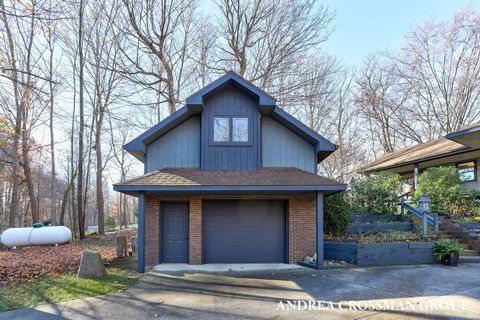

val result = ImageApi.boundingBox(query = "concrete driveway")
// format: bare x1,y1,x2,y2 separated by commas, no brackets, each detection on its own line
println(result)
2,264,480,320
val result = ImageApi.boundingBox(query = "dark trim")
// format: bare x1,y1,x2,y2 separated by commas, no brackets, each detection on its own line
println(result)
258,116,263,168
160,201,190,264
186,70,276,107
445,125,480,139
316,191,324,269
285,199,289,264
114,184,347,193
143,153,147,174
209,115,253,147
137,192,145,273
456,159,478,183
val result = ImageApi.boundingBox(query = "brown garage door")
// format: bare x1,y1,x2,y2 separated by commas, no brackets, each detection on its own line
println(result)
204,200,286,263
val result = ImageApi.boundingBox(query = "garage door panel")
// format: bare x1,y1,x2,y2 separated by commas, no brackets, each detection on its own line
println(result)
204,200,286,263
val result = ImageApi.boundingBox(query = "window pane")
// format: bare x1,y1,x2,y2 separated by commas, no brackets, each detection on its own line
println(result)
213,117,230,142
232,118,248,142
458,161,476,182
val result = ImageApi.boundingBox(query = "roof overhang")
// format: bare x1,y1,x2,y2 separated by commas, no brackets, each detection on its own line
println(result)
365,147,480,174
113,184,347,197
446,125,480,148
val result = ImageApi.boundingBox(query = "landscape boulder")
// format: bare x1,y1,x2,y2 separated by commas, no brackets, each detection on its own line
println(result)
77,250,106,279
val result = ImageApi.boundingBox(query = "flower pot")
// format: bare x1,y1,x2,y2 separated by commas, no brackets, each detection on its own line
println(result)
441,253,459,266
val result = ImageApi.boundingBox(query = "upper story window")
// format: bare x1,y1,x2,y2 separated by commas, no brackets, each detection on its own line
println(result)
213,116,249,144
458,161,476,182
213,117,230,142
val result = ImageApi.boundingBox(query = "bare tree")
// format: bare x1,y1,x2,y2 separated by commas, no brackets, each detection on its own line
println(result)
354,53,408,155
214,0,334,91
0,0,22,226
115,0,198,116
77,0,86,239
395,10,480,136
84,0,123,235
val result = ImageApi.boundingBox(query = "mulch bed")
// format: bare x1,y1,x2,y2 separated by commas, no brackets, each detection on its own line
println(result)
325,231,439,243
0,242,117,286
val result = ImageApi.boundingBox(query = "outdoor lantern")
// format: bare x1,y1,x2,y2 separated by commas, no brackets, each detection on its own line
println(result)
418,195,431,214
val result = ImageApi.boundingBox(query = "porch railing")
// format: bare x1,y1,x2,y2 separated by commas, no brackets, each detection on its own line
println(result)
399,192,438,235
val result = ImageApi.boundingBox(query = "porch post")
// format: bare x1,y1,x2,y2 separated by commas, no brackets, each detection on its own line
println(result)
413,163,419,190
316,191,324,269
137,191,145,273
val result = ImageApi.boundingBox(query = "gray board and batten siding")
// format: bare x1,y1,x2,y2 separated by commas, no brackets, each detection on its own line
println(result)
145,85,317,173
201,84,261,171
262,117,316,173
146,116,201,172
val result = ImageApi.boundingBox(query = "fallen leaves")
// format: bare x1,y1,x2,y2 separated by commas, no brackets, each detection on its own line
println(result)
0,242,116,286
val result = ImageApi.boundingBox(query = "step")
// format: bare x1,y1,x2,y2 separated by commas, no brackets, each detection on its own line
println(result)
460,256,480,263
461,249,479,256
439,235,455,239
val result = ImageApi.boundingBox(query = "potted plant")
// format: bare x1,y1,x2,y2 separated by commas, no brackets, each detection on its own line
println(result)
433,239,464,266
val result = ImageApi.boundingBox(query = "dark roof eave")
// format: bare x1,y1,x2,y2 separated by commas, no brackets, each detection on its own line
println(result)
185,70,276,107
445,125,480,140
362,146,478,173
113,184,347,193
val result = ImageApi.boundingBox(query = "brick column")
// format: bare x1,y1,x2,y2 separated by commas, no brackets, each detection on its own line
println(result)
288,195,316,263
144,196,160,267
189,197,203,264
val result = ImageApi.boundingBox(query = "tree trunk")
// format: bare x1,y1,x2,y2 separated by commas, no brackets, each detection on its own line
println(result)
1,0,22,227
60,170,77,225
77,0,86,239
95,122,105,235
48,39,56,223
22,127,39,223
114,235,128,257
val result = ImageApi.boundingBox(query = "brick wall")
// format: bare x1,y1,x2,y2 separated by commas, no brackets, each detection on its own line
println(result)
144,197,160,266
288,195,317,263
143,194,317,267
189,197,203,264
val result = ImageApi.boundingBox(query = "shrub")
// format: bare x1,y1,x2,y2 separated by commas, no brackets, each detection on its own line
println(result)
350,172,403,215
324,192,351,236
105,216,116,231
433,239,465,261
414,166,480,218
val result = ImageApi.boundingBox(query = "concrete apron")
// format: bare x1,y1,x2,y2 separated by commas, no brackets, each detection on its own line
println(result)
151,263,305,273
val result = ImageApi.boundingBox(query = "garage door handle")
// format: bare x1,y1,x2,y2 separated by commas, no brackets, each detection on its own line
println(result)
185,237,189,240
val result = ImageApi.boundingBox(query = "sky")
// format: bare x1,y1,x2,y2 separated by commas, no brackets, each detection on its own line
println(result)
321,0,477,68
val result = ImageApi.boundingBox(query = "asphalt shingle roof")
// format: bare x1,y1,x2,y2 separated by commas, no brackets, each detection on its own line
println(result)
115,167,343,187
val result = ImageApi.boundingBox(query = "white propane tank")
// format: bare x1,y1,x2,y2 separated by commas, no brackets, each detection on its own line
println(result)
0,226,72,247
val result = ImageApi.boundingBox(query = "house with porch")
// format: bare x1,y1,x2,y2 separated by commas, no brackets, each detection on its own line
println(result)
113,71,346,272
362,124,480,190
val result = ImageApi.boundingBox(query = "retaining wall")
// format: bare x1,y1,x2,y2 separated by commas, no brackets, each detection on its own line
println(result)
324,242,435,266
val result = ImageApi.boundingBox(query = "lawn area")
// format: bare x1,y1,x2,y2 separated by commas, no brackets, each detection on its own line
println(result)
0,268,139,312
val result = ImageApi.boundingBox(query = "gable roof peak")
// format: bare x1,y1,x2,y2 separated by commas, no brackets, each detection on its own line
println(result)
185,70,276,107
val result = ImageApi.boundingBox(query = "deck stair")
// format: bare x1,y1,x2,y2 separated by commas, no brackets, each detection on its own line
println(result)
438,219,480,256
398,192,480,257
